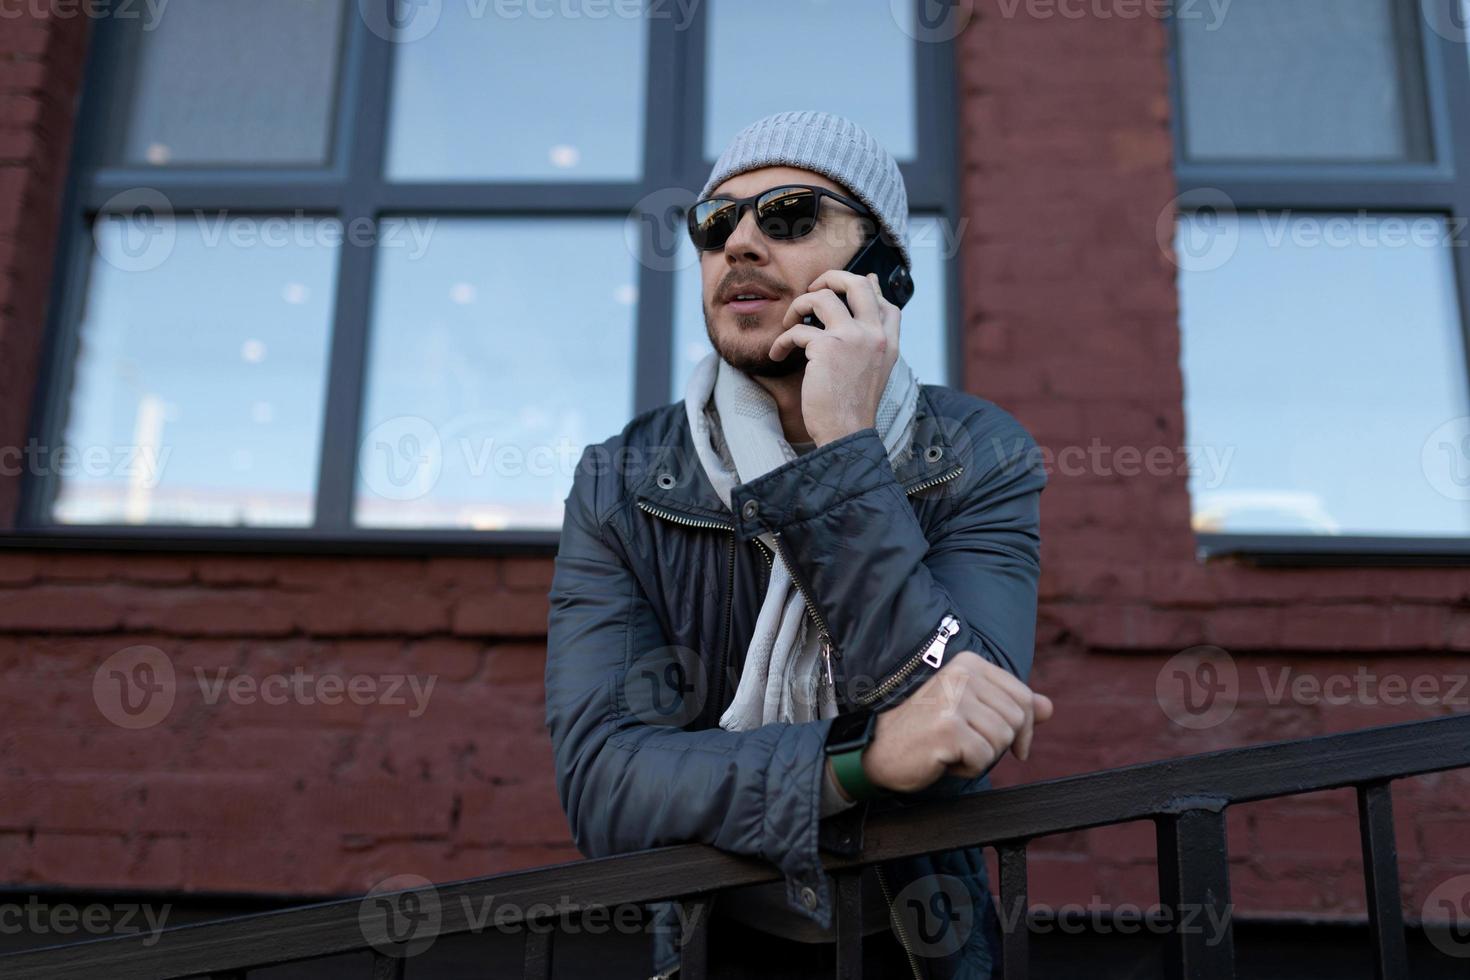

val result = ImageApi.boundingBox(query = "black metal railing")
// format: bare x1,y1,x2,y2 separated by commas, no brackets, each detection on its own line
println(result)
5,712,1469,980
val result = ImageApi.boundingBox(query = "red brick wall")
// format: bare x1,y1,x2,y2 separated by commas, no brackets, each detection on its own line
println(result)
0,551,575,893
0,9,87,525
960,0,1470,922
0,0,1466,929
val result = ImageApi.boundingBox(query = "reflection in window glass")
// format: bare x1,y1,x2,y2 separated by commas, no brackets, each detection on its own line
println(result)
670,215,950,400
1175,0,1427,162
705,0,916,161
106,0,345,166
1176,211,1470,537
357,218,638,529
55,216,340,525
386,4,647,180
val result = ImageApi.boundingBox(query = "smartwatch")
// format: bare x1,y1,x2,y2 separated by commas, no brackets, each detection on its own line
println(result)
824,708,879,802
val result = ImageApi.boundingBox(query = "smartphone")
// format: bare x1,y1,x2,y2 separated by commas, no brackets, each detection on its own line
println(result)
801,233,915,329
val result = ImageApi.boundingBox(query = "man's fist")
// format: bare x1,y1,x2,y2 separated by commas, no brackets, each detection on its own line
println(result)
857,650,1054,794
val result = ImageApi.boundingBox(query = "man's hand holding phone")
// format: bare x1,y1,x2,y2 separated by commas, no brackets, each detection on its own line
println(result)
770,269,901,448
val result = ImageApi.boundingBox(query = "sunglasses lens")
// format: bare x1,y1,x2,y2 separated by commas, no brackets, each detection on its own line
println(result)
687,186,824,250
689,199,740,250
757,187,820,240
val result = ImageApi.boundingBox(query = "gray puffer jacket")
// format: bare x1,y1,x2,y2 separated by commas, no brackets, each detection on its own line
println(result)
545,382,1047,978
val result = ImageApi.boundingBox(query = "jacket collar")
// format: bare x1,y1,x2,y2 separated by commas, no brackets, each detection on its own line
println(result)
633,385,960,527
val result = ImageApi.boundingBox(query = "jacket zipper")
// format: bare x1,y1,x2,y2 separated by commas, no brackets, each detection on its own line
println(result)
634,499,734,532
639,463,963,977
768,462,966,708
903,464,963,497
853,612,961,708
766,529,841,695
634,500,736,723
872,464,964,980
875,863,924,980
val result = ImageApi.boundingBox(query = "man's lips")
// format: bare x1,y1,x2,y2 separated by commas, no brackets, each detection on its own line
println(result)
726,296,774,314
722,286,781,314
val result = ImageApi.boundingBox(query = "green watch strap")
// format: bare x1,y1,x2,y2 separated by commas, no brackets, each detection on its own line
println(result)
830,747,878,802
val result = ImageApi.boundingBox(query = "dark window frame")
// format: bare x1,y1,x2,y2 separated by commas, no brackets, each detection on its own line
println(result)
1166,1,1470,566
7,0,962,557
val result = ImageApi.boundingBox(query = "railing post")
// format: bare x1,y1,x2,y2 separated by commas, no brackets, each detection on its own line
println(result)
522,921,553,980
998,842,1029,980
835,870,865,980
369,952,404,980
678,894,713,980
1357,780,1410,980
1155,805,1235,980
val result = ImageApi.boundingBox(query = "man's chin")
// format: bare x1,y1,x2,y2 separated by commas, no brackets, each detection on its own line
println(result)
713,331,806,378
703,305,809,377
741,350,806,378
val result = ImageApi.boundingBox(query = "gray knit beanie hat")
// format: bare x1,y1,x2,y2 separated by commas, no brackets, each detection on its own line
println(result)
700,110,911,269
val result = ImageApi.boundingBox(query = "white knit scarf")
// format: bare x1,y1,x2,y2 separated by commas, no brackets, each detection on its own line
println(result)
683,349,922,731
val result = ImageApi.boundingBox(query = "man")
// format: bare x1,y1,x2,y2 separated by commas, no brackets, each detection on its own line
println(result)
545,110,1052,979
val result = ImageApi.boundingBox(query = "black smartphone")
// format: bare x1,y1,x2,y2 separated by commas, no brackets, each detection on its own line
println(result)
801,232,914,329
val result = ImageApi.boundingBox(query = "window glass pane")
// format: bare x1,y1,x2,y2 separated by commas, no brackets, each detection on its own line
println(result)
357,218,637,529
1175,0,1428,162
705,0,916,161
671,214,950,399
1176,211,1470,537
385,4,647,180
54,215,340,525
105,0,345,167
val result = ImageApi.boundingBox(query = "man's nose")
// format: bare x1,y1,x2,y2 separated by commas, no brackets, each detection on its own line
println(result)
722,207,769,264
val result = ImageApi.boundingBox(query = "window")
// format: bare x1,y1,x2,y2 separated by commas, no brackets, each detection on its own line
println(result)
26,0,960,547
1167,0,1470,556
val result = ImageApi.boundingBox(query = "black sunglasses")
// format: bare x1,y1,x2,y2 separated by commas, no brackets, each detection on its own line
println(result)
686,183,874,251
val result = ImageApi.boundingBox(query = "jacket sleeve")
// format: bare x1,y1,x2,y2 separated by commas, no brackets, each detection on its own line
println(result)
726,402,1047,713
543,443,861,930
